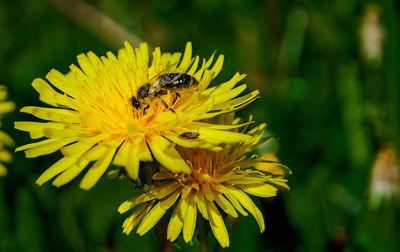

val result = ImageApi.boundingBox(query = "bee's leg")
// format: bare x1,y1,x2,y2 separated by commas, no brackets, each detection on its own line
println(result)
143,104,150,114
161,99,168,109
161,99,176,113
172,92,181,106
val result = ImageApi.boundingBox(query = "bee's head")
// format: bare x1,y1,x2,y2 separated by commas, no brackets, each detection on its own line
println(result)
130,97,142,109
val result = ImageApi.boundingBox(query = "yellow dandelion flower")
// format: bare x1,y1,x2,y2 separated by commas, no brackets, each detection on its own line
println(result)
0,86,15,176
118,123,289,248
15,42,259,190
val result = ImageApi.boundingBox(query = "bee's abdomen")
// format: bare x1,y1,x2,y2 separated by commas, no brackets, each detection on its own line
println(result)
159,73,198,90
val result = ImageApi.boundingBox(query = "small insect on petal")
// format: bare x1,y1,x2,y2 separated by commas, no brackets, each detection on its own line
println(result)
178,132,200,140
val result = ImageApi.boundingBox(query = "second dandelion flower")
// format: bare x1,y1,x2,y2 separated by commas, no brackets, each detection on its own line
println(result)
118,122,289,248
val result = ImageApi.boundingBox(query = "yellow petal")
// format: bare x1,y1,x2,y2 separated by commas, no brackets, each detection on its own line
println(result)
187,55,199,75
183,192,197,243
169,52,182,66
20,106,79,123
197,69,212,92
45,69,78,97
43,128,83,138
32,78,74,107
152,171,173,180
181,187,192,200
211,90,259,111
122,203,148,235
206,200,230,248
202,182,215,201
82,144,108,161
148,136,190,173
225,185,265,232
204,51,216,69
79,134,107,145
149,47,161,77
136,202,167,236
167,198,186,242
139,43,149,64
114,140,141,180
157,181,181,199
69,64,87,82
122,41,135,61
36,156,78,185
126,144,140,180
113,140,130,166
201,90,259,119
87,51,103,72
16,138,62,152
193,59,207,84
238,183,278,198
198,128,252,145
229,176,267,185
15,121,65,139
160,189,181,210
179,42,192,71
187,121,253,131
31,78,57,106
218,185,248,216
52,159,90,187
80,147,117,190
137,139,153,162
203,72,245,96
76,54,97,79
118,193,157,214
267,179,290,191
196,190,209,220
60,141,96,157
18,137,79,158
214,192,238,218
212,84,247,105
164,133,202,149
209,55,224,79
216,170,240,184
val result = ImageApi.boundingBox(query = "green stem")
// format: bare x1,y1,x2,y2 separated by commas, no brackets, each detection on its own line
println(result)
198,216,209,252
154,219,174,252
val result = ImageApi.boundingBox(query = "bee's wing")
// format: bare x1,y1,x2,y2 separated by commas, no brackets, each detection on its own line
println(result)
148,61,182,82
169,73,185,83
146,65,176,93
148,62,187,92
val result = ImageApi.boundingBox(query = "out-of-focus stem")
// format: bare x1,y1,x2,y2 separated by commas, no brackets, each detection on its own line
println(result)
337,63,371,170
382,0,400,150
154,219,174,252
198,217,209,252
47,0,142,48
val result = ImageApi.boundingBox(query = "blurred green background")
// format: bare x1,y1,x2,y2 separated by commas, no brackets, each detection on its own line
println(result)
1,0,400,251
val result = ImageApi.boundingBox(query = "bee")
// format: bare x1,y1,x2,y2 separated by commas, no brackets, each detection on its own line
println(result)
131,73,199,113
178,132,200,139
148,73,199,95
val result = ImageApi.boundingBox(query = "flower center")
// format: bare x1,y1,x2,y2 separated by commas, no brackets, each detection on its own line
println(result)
200,173,212,181
172,148,225,190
